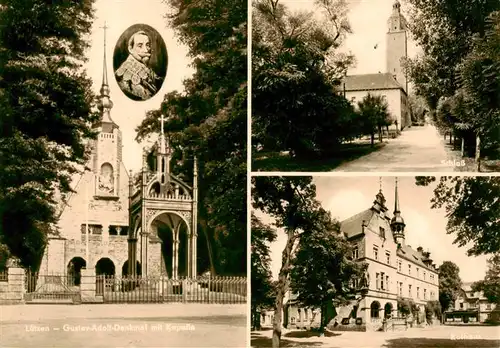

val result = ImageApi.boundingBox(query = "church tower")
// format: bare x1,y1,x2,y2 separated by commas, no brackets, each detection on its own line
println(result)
391,177,406,246
91,22,122,198
386,0,408,93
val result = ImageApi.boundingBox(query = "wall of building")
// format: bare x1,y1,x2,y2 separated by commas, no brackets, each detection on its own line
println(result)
345,89,405,131
395,257,439,306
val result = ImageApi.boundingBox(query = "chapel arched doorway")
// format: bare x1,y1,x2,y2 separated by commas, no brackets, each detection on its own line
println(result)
151,211,193,279
67,257,86,286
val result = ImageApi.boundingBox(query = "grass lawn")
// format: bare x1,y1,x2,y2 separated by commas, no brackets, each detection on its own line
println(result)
442,142,500,172
252,142,385,172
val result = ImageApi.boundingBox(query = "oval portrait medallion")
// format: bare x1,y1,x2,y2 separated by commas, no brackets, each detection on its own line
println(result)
113,24,168,101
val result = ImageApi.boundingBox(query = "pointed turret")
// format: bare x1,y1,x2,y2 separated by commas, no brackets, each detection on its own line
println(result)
96,21,117,133
153,114,173,189
371,178,388,214
391,177,406,245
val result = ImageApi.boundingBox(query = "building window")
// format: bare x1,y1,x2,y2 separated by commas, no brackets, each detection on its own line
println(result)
305,310,308,320
81,224,102,235
408,264,411,276
424,289,427,300
460,303,464,309
385,251,391,265
386,276,389,291
379,227,385,239
381,272,385,290
486,304,492,310
376,273,380,290
398,260,402,272
371,301,380,318
416,267,420,278
399,282,403,296
423,271,426,281
409,285,412,297
352,246,359,259
373,247,379,260
417,287,420,299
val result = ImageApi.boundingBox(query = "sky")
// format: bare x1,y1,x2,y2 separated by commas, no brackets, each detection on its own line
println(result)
281,0,421,75
255,176,490,284
85,0,194,173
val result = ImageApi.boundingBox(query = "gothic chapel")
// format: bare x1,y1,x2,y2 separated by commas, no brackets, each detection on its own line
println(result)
39,25,199,282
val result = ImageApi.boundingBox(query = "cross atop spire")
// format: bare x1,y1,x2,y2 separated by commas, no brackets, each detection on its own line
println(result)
379,177,382,192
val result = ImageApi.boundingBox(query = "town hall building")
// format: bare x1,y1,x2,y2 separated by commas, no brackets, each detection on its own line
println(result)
282,179,440,331
342,0,411,131
38,26,199,283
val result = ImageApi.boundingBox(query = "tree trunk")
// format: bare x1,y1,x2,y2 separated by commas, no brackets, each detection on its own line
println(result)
370,133,375,147
449,132,452,145
461,137,465,157
378,126,382,142
272,231,297,348
475,134,481,172
386,125,389,138
319,303,326,336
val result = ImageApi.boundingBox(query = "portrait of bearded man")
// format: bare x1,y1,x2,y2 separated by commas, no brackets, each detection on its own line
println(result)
114,25,167,101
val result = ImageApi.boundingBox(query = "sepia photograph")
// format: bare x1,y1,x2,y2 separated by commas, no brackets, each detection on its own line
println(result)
251,176,500,347
252,0,500,172
0,0,247,347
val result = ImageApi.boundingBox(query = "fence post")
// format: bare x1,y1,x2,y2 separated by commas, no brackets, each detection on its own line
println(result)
5,267,25,303
80,268,96,303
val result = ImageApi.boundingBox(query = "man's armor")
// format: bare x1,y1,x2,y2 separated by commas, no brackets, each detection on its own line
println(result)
115,55,161,100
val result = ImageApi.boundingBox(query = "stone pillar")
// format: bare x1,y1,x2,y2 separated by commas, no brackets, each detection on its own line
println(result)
80,268,96,303
128,237,138,276
173,240,180,279
7,268,24,302
172,224,181,279
140,232,149,277
192,234,197,278
187,234,192,278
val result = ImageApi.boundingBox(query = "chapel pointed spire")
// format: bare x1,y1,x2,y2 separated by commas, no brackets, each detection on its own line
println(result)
97,21,115,131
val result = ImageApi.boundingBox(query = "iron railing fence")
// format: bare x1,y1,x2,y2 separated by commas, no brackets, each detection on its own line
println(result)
0,270,8,282
97,275,247,304
24,271,81,303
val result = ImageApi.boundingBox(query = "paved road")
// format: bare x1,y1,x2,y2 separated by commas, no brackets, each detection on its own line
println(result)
0,304,246,348
252,324,500,348
334,124,459,172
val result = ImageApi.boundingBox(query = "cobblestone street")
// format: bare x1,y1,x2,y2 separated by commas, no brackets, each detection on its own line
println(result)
334,124,460,172
0,304,246,348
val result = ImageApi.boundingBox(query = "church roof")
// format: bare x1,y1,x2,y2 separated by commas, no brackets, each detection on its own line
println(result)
342,73,405,92
340,209,374,238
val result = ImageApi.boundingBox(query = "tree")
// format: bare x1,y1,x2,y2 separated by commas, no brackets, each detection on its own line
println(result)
404,1,500,167
0,0,98,270
456,11,500,167
252,0,358,159
252,176,322,348
290,219,366,334
416,176,500,255
357,93,392,146
251,213,277,330
135,0,247,276
438,261,462,312
472,253,500,305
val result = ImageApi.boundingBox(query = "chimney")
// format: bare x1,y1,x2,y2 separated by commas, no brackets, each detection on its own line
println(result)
417,246,423,254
